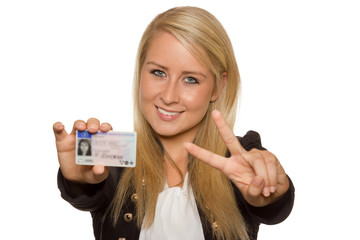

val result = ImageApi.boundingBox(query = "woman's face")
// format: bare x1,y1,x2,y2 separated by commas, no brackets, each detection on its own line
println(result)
139,32,217,141
80,141,89,155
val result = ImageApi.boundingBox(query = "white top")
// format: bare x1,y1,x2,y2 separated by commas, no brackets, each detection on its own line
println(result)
139,173,205,240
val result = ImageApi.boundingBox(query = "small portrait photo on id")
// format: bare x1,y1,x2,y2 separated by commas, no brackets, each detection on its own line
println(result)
77,139,91,156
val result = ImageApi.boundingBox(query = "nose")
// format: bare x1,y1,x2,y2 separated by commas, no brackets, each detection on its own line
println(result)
160,79,180,104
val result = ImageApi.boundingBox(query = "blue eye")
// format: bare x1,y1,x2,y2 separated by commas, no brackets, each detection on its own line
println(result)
184,77,199,85
151,69,166,78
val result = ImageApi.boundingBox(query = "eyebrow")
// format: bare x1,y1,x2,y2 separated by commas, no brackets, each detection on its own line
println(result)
145,61,207,79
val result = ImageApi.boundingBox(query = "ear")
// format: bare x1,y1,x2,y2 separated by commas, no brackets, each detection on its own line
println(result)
211,72,228,102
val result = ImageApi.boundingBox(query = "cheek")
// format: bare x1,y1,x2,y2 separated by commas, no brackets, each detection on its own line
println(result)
139,76,158,111
139,68,160,98
139,77,150,101
182,87,212,111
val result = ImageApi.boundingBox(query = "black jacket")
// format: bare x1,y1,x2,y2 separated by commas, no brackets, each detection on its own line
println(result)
58,131,295,240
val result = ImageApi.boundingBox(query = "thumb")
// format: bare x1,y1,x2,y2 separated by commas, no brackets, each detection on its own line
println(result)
53,122,68,142
91,165,109,183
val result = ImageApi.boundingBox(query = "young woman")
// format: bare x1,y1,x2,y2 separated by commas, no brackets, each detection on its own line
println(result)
54,6,294,240
77,139,91,156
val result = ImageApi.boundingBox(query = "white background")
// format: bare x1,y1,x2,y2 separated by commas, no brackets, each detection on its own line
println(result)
1,0,359,239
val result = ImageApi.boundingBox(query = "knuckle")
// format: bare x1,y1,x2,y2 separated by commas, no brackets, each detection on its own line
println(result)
267,158,277,167
264,153,278,166
264,154,276,163
249,152,263,164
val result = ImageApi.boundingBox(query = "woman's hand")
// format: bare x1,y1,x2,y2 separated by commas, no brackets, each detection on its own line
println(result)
184,110,289,207
53,118,112,184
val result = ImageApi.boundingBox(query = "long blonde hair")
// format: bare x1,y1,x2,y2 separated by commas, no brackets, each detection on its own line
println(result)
110,6,248,240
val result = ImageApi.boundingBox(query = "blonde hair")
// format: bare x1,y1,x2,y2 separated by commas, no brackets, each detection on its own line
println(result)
110,6,248,240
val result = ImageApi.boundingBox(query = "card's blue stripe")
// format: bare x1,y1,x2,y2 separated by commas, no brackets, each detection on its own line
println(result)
78,130,92,139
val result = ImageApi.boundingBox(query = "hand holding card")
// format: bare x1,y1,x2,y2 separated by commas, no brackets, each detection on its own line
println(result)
53,118,122,184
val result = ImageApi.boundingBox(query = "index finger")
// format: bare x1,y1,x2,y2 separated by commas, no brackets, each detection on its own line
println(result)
183,142,252,185
183,141,227,172
211,110,246,154
70,120,86,136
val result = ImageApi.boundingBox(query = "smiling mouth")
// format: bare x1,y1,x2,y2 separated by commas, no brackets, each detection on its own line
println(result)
156,106,184,116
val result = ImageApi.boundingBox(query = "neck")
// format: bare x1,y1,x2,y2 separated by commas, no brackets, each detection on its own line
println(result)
158,132,197,188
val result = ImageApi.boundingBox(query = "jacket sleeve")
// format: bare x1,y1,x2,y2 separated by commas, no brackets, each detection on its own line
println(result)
57,167,121,212
236,130,295,225
244,176,295,225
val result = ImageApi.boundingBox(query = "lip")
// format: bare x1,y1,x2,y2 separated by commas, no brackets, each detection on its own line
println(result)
155,106,184,121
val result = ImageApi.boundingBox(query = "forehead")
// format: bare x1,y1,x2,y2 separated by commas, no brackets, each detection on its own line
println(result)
145,32,210,73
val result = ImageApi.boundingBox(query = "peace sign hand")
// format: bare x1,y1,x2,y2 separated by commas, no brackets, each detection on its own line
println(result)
184,110,289,207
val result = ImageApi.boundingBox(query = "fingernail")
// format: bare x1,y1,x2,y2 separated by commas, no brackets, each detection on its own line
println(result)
270,186,277,193
263,187,271,197
88,124,97,131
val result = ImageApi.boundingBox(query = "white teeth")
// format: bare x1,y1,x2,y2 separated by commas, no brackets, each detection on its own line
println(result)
158,107,181,116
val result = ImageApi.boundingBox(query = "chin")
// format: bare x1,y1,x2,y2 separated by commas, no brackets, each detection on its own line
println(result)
153,128,180,138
